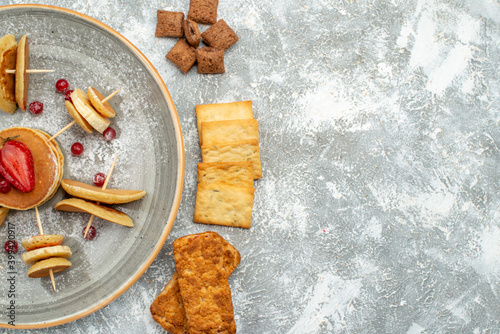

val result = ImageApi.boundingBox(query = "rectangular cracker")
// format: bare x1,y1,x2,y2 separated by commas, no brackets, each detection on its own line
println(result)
201,139,262,179
196,101,253,144
194,182,254,228
200,118,259,146
198,162,253,187
150,235,241,334
173,232,238,334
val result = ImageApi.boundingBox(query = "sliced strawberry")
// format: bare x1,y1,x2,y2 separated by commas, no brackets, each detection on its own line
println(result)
0,140,35,192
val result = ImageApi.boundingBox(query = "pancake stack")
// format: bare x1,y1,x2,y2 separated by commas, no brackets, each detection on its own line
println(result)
21,234,72,279
0,34,33,113
0,127,64,210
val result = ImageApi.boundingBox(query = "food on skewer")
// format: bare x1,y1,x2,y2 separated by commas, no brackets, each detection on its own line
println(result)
54,156,146,234
0,127,63,210
65,100,93,133
22,245,72,265
20,207,72,291
15,35,29,111
87,87,118,118
0,207,8,227
26,257,71,279
70,88,110,133
21,234,64,251
60,179,146,204
0,34,53,113
0,34,17,114
54,198,134,227
83,156,118,237
48,86,120,142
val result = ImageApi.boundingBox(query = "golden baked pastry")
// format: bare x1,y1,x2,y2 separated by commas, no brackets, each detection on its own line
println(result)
151,233,241,334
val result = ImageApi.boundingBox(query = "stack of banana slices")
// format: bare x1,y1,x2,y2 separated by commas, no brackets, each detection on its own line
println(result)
21,234,72,278
54,179,146,227
66,87,117,134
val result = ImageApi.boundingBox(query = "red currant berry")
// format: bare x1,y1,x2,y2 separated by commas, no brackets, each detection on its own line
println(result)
93,172,106,187
64,89,74,102
56,79,70,93
4,240,18,254
71,142,84,156
103,127,116,141
83,225,97,240
29,101,44,115
0,179,11,193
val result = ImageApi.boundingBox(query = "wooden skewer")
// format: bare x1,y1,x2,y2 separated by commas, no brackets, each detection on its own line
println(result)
46,89,119,143
5,69,54,74
35,207,56,291
100,89,120,104
83,155,118,238
46,120,76,143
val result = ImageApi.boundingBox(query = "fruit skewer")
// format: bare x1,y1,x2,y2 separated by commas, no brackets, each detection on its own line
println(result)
83,155,118,239
46,88,120,143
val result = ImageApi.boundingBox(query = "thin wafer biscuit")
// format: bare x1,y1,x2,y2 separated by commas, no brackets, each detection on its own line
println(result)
201,139,262,179
198,162,253,187
200,118,259,146
196,101,253,144
194,182,254,228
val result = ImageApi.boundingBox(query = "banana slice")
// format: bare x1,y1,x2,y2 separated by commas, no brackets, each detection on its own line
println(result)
87,87,115,118
27,257,71,278
0,207,9,227
61,179,146,204
70,88,110,133
65,100,93,133
21,234,64,251
54,198,134,227
15,35,28,111
0,34,17,114
22,245,72,265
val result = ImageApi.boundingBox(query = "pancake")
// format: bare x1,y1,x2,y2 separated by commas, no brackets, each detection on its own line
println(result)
34,129,64,205
0,127,61,210
0,34,17,114
15,35,29,111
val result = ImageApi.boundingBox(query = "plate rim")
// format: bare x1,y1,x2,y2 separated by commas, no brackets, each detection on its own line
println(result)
0,3,185,329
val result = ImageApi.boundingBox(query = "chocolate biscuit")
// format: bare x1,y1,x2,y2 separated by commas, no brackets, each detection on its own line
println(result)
201,19,239,50
188,0,219,25
155,10,185,37
196,47,225,74
166,39,197,74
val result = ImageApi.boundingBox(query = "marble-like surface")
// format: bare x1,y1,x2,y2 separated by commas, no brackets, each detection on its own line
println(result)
1,0,500,333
